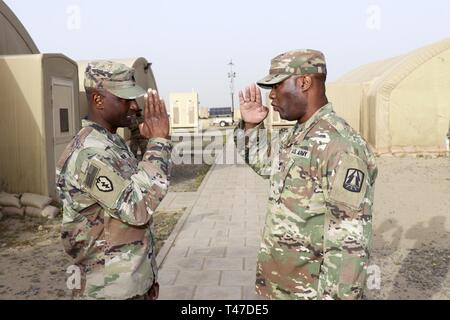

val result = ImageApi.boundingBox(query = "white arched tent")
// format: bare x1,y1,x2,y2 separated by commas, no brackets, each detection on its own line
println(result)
327,37,450,155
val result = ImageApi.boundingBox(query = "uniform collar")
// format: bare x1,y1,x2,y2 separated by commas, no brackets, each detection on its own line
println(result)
298,102,334,133
82,119,109,134
284,103,334,146
81,119,129,150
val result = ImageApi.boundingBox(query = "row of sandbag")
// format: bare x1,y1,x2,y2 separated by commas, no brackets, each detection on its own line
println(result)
0,192,60,220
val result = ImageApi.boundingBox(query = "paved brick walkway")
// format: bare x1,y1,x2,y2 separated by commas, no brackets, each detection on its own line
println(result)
157,162,268,300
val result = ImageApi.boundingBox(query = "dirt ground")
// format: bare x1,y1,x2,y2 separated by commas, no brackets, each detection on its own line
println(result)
366,156,450,300
169,163,211,192
0,157,449,300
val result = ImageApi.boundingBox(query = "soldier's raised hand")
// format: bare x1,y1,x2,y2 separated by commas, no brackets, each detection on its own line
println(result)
139,89,170,139
239,84,269,129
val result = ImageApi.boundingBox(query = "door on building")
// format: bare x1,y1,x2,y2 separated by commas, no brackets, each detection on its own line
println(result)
52,78,76,165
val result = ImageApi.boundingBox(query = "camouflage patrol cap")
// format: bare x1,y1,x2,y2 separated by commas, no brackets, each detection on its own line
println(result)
84,60,146,99
257,49,327,89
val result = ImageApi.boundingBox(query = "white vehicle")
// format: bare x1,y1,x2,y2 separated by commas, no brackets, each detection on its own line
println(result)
212,117,234,127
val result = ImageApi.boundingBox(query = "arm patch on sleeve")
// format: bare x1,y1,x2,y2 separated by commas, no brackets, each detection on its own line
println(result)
328,153,369,210
79,157,131,209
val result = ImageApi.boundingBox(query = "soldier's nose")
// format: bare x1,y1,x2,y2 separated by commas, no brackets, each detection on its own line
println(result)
129,100,139,111
269,88,276,99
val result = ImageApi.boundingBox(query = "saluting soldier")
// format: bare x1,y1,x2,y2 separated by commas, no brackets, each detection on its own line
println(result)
236,50,378,300
56,61,172,300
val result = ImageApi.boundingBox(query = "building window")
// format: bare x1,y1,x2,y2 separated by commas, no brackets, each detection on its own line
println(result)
60,108,69,133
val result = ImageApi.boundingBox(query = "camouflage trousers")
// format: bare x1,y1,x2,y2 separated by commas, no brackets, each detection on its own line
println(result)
128,293,152,300
127,282,159,300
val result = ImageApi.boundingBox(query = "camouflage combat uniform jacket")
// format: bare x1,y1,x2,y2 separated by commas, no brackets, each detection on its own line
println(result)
236,103,377,300
56,119,172,299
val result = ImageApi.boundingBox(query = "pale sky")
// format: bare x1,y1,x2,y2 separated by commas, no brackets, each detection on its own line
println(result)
5,0,450,108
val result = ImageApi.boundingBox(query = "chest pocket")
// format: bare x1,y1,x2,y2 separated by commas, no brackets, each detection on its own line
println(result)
269,144,312,202
277,144,326,222
282,146,314,196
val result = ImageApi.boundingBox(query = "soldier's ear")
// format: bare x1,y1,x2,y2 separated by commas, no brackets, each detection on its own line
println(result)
297,76,312,91
92,92,104,109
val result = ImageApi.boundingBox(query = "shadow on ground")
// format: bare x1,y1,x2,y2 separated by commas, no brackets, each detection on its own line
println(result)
369,216,450,299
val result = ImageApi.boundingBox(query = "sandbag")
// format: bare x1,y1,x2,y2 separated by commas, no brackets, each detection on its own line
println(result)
20,193,52,210
42,205,60,219
0,192,21,208
25,206,43,218
1,206,25,217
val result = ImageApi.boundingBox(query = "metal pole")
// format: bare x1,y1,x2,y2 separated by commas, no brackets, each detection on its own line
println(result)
228,60,236,124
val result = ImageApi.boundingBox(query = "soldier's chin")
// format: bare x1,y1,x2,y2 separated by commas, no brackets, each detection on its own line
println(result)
129,115,140,122
122,117,133,127
279,113,296,121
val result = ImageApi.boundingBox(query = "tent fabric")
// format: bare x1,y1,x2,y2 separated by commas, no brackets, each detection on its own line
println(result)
327,37,450,154
337,37,450,88
373,37,450,103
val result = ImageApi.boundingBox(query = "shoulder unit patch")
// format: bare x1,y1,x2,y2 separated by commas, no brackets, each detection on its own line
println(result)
96,176,114,192
79,157,131,209
343,169,365,193
328,153,369,210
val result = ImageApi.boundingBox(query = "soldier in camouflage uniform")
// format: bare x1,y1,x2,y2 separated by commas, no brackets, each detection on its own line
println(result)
235,49,378,299
56,61,172,300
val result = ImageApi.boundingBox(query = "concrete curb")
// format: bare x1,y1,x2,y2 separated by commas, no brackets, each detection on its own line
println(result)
156,161,217,268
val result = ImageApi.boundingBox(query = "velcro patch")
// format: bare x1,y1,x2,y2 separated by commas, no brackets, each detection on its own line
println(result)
343,169,365,193
328,153,368,209
79,158,131,209
96,176,114,192
291,148,310,159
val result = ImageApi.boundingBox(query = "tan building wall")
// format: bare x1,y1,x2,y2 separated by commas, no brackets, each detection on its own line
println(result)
169,92,199,130
0,54,79,198
198,107,209,119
